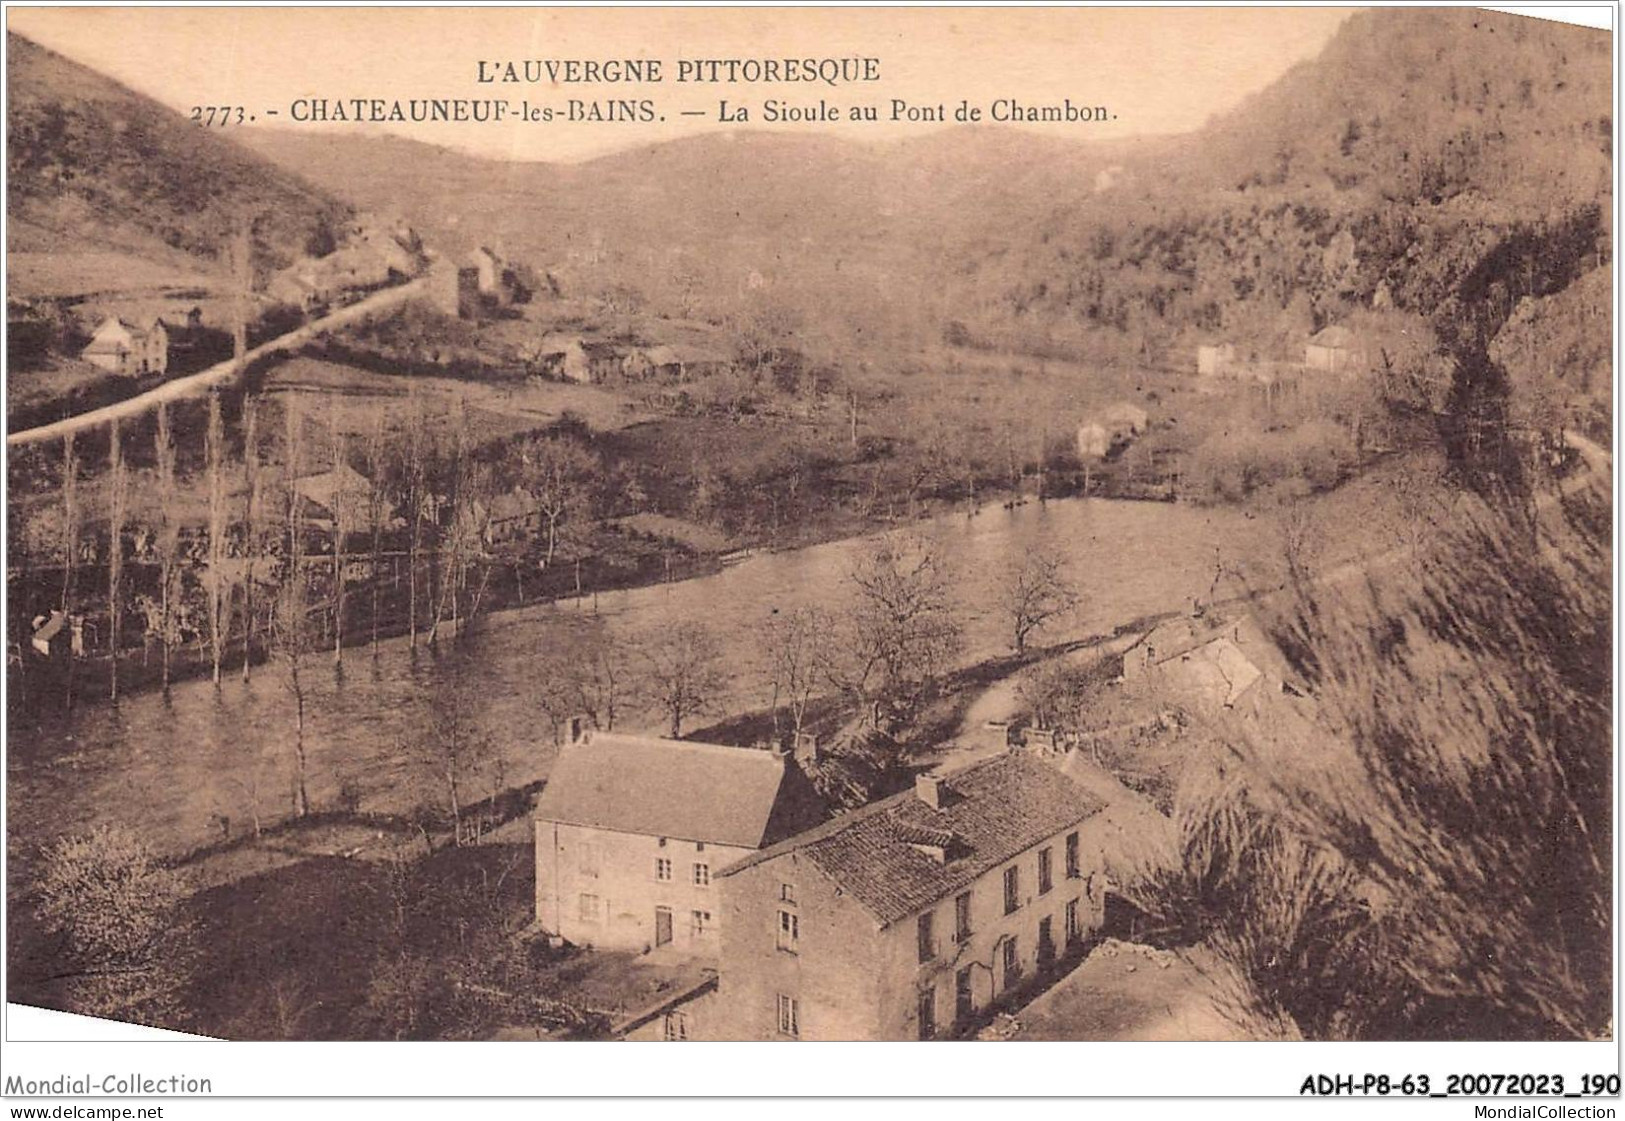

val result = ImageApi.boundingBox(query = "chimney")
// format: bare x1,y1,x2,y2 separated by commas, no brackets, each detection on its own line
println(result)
915,772,949,811
794,731,821,767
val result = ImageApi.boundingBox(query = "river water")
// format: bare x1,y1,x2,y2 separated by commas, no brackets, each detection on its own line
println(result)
6,496,1276,869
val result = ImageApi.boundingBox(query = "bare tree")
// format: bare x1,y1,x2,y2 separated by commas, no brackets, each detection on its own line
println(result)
107,419,127,702
276,400,313,817
416,653,499,845
533,618,624,739
997,544,1080,654
60,432,79,708
365,409,387,655
840,533,962,709
389,393,432,651
761,606,833,742
153,402,179,692
516,432,598,569
642,621,725,738
328,400,349,667
59,432,78,613
241,397,262,682
205,393,229,685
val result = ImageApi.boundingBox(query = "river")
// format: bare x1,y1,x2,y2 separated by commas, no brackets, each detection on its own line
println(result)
6,495,1276,872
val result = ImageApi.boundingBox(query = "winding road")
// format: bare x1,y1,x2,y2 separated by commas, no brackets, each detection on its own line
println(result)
6,277,429,448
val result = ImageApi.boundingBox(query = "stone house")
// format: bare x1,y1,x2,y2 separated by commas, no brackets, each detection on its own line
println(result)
711,751,1107,1040
1304,324,1365,376
292,462,387,536
534,730,826,955
535,335,592,383
1123,612,1308,713
81,316,169,376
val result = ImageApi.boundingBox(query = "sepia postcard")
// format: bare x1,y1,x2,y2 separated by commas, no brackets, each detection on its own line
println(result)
0,2,1617,1110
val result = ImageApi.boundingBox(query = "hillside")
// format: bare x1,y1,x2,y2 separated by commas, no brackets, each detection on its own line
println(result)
234,9,1609,381
6,32,352,294
959,7,1612,365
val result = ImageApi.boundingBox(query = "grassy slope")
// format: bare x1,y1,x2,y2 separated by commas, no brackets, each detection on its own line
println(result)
6,32,352,295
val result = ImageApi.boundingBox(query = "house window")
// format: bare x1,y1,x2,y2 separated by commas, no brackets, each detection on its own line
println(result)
1002,936,1020,990
1065,899,1082,945
917,987,937,1040
696,841,706,853
578,843,600,878
776,994,799,1037
1038,916,1056,969
578,893,601,923
955,965,975,1020
1003,866,1020,915
1038,848,1054,896
663,1011,689,1041
655,857,673,882
1065,832,1080,879
692,862,711,886
780,882,796,904
917,910,936,964
777,909,799,953
691,910,711,938
954,891,973,943
658,836,668,848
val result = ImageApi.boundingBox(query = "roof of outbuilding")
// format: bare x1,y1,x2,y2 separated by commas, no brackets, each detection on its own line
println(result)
717,751,1103,926
1309,324,1355,348
535,731,826,849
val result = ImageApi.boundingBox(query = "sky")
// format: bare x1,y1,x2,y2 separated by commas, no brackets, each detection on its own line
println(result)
7,6,1358,163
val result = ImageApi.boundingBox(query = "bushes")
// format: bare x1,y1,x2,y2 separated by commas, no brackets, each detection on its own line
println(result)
1136,472,1611,1039
1186,418,1357,503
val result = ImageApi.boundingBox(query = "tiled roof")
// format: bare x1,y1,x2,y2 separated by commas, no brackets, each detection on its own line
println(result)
535,731,826,849
718,752,1102,926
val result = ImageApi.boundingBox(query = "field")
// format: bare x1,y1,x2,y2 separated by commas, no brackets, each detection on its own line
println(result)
263,356,648,441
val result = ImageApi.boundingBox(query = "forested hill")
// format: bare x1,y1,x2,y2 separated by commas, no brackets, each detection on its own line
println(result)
969,7,1612,367
6,32,352,279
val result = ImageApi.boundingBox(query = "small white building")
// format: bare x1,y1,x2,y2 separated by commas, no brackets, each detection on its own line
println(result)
1195,342,1235,378
81,317,169,376
1305,325,1364,376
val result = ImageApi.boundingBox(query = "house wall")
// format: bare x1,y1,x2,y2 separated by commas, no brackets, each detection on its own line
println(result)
535,819,749,954
617,983,718,1042
1305,344,1365,374
714,816,1113,1041
714,851,886,1041
875,819,1108,1041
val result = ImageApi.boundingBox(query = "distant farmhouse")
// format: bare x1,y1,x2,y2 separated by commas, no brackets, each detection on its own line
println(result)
81,316,168,376
534,730,826,955
623,343,729,383
292,462,387,535
1076,402,1149,461
437,246,526,320
710,752,1108,1041
534,334,592,383
1304,324,1365,376
1123,612,1309,713
269,218,425,316
1194,340,1283,391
